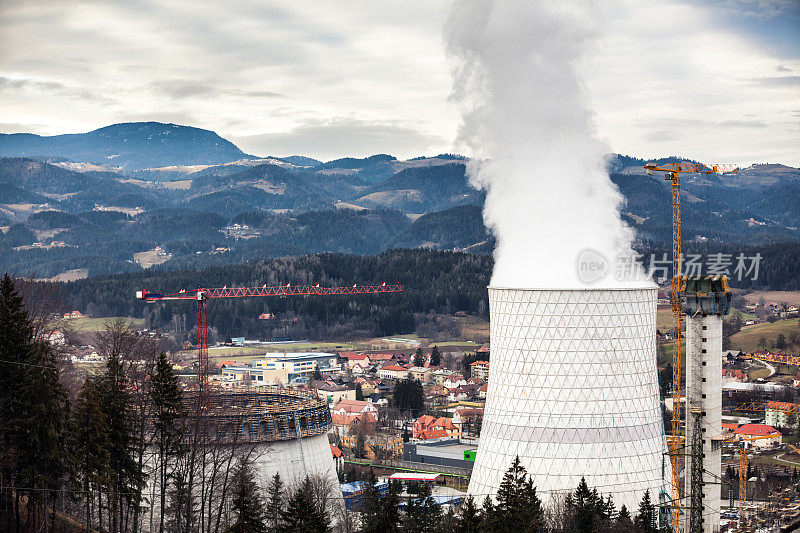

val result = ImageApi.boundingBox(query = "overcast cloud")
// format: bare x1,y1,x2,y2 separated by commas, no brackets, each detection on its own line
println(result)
0,0,797,164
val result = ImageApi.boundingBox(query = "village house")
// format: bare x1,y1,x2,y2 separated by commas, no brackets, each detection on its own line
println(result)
431,369,456,385
353,377,377,396
443,375,467,389
310,380,356,405
412,415,462,440
764,401,799,429
378,364,409,380
478,383,488,399
409,366,433,383
722,368,747,381
734,424,783,448
344,353,371,368
330,444,345,473
332,398,379,418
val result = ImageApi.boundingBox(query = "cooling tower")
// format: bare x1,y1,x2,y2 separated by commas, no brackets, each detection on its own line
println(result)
468,287,668,512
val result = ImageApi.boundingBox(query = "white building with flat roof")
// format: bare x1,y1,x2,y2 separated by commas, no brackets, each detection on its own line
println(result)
253,352,340,380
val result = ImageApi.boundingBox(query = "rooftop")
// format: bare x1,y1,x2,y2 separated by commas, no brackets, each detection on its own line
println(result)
262,352,337,362
734,424,781,436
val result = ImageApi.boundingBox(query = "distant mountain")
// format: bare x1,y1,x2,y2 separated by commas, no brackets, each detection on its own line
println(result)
391,205,490,250
354,163,484,213
0,122,250,169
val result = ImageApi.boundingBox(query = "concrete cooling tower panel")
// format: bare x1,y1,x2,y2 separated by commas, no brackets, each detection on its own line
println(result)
468,287,668,511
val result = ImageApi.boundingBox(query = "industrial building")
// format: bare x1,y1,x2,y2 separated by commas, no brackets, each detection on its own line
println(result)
468,287,668,512
403,438,477,469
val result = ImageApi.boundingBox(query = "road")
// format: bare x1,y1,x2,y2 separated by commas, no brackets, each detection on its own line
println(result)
754,358,777,378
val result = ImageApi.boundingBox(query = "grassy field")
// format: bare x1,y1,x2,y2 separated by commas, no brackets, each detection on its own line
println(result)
64,316,144,332
657,305,674,333
744,290,800,307
747,366,772,380
456,316,490,343
729,318,800,354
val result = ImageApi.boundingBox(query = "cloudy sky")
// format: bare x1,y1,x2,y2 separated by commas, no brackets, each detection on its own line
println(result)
0,0,798,164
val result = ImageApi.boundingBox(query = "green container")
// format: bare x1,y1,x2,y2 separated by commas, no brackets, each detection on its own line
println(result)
464,450,476,462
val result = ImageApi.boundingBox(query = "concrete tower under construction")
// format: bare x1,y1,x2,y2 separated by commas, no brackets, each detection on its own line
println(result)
681,276,731,533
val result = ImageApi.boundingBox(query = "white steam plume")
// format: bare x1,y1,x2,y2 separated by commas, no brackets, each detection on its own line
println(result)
445,0,649,289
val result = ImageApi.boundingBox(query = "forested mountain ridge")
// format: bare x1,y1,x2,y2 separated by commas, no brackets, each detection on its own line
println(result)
0,122,798,281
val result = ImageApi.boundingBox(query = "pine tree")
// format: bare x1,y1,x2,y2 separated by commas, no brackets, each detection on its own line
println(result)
70,376,111,532
265,472,284,531
571,476,598,532
430,346,441,367
634,489,658,533
413,347,426,367
355,383,364,401
165,470,196,533
381,479,401,532
360,477,383,533
227,459,268,533
616,505,636,532
0,273,35,530
150,352,185,533
455,495,482,533
0,273,68,531
402,483,442,533
280,477,330,533
97,348,146,532
492,456,544,532
361,476,400,533
480,495,495,524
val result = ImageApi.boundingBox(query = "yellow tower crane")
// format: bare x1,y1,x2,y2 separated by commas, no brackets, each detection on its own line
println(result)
643,161,737,533
719,431,779,529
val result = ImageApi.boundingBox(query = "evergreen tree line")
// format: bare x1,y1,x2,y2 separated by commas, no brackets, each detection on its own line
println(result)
352,457,663,533
64,249,492,340
58,242,800,342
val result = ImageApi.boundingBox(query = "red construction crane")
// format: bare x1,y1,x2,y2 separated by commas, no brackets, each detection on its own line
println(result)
136,283,402,396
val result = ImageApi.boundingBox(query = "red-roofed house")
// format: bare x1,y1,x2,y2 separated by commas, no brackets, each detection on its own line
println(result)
378,365,409,380
332,399,379,418
443,375,467,389
478,383,488,399
722,368,747,381
793,372,800,388
345,353,371,368
418,429,448,440
721,422,738,433
734,424,782,447
330,444,344,472
412,415,461,439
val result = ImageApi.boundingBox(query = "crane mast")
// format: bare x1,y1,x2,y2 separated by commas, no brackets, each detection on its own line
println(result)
643,162,736,533
136,283,402,398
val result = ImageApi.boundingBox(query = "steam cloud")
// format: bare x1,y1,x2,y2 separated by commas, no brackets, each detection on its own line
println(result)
445,0,649,289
